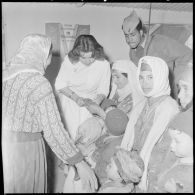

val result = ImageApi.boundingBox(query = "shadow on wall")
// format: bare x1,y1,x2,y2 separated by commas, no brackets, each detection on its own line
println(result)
45,54,62,89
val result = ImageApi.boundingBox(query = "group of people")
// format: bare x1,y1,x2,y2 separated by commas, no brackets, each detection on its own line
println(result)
2,10,193,193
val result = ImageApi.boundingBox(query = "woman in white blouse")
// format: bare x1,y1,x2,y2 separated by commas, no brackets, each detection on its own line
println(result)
55,34,111,141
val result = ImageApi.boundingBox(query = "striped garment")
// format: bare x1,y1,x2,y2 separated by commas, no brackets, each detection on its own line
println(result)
2,71,83,164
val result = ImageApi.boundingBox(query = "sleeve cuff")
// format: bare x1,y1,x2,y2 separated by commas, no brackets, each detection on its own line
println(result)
66,151,84,165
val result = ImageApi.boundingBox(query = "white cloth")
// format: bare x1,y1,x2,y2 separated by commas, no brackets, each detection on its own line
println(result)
137,56,171,98
120,56,179,191
3,34,51,82
55,55,111,140
110,60,145,107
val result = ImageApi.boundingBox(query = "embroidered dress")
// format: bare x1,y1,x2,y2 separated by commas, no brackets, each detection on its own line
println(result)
55,55,111,140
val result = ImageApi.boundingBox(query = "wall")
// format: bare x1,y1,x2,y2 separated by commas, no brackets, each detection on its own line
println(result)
3,2,193,63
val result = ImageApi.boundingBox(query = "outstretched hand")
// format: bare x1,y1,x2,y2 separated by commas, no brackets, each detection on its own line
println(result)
75,161,98,192
84,98,106,119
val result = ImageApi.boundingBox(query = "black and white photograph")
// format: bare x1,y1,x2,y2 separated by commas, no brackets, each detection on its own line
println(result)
2,1,193,193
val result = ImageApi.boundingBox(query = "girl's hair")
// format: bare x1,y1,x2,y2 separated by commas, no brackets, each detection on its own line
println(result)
68,34,106,63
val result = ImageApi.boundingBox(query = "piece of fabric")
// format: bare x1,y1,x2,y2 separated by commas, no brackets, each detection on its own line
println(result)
2,137,47,193
113,149,144,184
133,95,168,151
55,55,111,140
120,56,179,191
3,34,51,81
110,60,145,108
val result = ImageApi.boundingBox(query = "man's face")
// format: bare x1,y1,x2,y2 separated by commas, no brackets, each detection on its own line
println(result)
124,29,142,49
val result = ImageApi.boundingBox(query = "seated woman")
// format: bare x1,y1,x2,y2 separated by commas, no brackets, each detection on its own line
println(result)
147,63,193,193
109,60,145,114
55,34,111,141
120,56,180,192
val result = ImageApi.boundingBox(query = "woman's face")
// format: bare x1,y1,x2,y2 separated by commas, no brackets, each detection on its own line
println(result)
79,51,95,66
169,129,193,158
178,80,193,109
139,70,153,94
106,158,121,180
112,70,128,89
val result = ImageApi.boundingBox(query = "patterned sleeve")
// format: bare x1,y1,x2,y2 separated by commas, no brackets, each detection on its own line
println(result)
32,77,83,165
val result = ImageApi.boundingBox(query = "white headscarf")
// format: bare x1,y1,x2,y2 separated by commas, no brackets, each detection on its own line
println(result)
3,34,51,82
110,60,144,106
137,56,171,98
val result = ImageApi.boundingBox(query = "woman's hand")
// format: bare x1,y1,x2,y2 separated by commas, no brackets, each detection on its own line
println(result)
75,160,98,192
76,97,85,107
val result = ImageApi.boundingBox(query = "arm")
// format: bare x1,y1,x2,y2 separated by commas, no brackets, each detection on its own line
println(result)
34,80,98,192
58,87,85,107
34,81,84,165
94,61,111,105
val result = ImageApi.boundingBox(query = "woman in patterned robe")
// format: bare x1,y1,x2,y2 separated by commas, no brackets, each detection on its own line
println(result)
2,34,97,193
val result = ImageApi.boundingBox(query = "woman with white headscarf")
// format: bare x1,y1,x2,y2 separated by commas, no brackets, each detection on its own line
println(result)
120,56,179,192
2,34,97,193
109,60,145,114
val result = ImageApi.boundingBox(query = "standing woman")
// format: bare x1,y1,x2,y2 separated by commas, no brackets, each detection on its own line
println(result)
120,56,179,191
2,34,97,193
55,35,111,140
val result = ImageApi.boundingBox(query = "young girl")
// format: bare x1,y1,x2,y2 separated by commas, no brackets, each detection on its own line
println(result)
148,63,193,193
109,60,145,114
120,56,179,191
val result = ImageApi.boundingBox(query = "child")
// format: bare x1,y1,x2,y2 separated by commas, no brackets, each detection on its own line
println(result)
76,98,129,168
153,126,193,193
110,60,145,114
63,99,129,192
150,64,193,193
98,149,144,193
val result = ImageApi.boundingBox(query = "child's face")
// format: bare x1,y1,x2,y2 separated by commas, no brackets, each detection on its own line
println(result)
169,129,193,158
112,70,128,89
139,70,153,94
178,80,193,109
106,158,121,181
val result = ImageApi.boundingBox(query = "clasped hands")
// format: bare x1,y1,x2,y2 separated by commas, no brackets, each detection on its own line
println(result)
76,97,106,119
